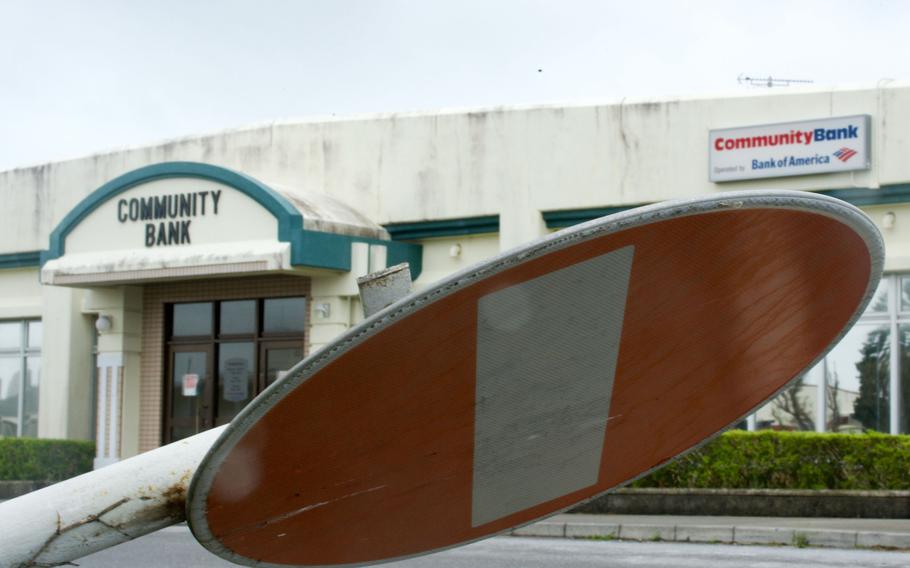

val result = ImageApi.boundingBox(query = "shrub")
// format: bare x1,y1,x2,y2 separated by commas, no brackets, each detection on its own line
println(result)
0,438,94,481
634,430,910,490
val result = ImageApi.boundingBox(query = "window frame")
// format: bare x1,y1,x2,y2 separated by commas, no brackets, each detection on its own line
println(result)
0,319,41,438
162,297,306,443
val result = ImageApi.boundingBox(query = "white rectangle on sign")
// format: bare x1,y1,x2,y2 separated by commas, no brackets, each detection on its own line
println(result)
182,373,199,397
709,115,870,182
471,245,634,527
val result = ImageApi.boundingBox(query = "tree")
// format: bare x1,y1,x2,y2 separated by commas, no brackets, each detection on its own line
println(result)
771,376,814,430
826,364,843,432
852,325,891,432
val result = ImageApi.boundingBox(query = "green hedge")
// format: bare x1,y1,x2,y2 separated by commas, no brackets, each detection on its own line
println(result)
5,431,910,488
634,430,910,490
0,438,94,481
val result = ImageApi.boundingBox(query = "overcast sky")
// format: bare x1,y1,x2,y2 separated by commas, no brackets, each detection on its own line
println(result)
1,0,907,171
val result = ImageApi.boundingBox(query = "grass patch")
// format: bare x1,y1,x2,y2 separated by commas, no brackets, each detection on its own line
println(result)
585,534,617,541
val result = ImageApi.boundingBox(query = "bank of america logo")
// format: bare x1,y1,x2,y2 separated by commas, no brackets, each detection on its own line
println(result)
833,147,857,162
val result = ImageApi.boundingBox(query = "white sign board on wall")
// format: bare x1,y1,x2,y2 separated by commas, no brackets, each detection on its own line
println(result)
709,115,870,182
64,178,279,254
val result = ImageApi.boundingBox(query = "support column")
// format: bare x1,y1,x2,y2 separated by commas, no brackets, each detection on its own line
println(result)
83,286,143,466
39,286,93,441
95,352,123,468
498,206,547,252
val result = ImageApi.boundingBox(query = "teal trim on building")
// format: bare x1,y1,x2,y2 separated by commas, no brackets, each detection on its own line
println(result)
543,185,910,229
543,204,647,229
41,161,423,279
817,185,910,207
384,215,499,240
386,240,423,280
0,251,42,270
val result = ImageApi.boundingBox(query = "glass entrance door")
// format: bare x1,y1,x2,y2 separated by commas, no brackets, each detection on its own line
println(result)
163,297,306,444
167,345,212,441
216,342,256,426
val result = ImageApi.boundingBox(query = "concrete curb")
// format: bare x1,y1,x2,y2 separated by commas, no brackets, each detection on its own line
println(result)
511,519,910,550
569,488,910,519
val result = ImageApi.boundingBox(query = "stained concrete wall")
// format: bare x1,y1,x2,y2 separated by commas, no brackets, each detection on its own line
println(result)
0,269,42,320
4,82,910,445
3,82,910,257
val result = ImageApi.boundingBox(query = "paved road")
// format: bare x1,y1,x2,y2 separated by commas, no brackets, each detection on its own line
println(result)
77,526,910,567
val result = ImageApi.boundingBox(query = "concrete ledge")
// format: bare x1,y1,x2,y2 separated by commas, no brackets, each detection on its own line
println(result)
735,526,794,545
564,522,619,539
512,521,565,538
570,488,910,518
512,516,910,550
619,524,675,542
800,529,857,548
856,531,910,549
675,525,734,544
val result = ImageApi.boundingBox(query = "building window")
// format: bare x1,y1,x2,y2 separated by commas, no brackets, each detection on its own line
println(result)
754,275,910,434
163,298,306,443
754,375,819,432
0,320,42,437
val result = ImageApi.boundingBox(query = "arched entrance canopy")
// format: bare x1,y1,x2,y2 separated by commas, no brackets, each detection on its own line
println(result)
40,162,421,285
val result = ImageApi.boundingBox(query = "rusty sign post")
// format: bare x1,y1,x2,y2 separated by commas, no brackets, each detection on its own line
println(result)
0,426,224,567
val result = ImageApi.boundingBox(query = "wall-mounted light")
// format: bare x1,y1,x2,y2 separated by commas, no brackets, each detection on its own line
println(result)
449,243,462,258
314,303,331,319
95,315,113,333
883,211,897,230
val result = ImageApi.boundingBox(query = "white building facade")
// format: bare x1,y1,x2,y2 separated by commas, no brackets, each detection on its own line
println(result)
2,83,910,463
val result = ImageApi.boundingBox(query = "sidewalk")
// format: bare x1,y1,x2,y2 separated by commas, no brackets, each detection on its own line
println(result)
513,513,910,550
4,497,908,551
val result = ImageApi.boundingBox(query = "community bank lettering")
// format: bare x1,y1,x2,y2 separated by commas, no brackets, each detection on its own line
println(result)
115,190,222,247
713,125,859,151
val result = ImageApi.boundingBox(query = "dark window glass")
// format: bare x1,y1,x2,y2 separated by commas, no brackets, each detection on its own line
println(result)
263,298,306,334
265,346,304,386
172,303,213,337
170,424,196,443
171,350,208,439
220,300,256,336
165,296,307,444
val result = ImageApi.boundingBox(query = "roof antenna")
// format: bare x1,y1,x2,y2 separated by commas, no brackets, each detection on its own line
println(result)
738,74,814,88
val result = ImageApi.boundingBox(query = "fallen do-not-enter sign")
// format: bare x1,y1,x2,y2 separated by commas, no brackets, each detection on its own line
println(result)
186,190,883,567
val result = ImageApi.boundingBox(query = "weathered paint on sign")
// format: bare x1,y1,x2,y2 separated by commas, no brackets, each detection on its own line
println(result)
188,191,882,567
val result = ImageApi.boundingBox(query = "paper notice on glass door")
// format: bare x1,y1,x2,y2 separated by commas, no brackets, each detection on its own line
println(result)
223,358,249,402
182,373,199,397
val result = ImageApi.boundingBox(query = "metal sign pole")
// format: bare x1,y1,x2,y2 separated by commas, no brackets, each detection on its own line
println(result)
0,426,224,568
